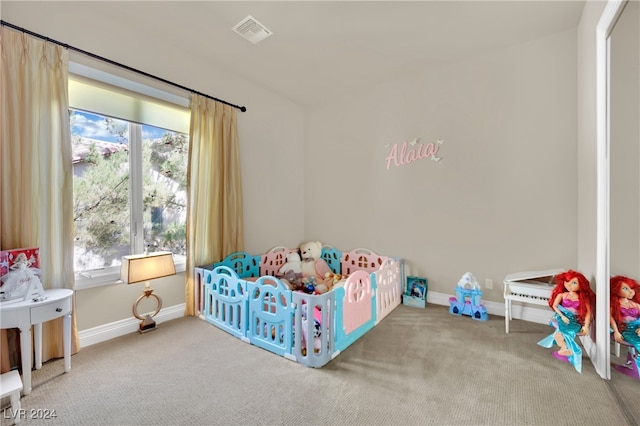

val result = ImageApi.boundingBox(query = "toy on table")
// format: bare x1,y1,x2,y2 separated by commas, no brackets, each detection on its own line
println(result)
610,275,640,379
0,252,46,302
537,270,595,373
448,272,487,320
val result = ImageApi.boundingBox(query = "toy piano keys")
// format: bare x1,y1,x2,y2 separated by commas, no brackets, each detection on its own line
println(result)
503,268,564,333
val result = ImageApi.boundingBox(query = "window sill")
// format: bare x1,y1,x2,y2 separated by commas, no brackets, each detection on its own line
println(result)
74,258,186,291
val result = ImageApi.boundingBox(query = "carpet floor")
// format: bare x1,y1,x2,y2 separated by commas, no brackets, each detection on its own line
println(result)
3,304,638,426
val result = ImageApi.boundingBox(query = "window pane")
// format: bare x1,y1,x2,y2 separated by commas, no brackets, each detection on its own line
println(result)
142,126,188,258
71,110,131,272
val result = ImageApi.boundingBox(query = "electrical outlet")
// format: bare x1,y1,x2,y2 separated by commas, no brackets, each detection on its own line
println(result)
485,278,493,289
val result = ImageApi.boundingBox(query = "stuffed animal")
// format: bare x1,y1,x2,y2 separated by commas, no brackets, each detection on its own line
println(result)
299,241,333,293
325,271,345,287
278,252,302,275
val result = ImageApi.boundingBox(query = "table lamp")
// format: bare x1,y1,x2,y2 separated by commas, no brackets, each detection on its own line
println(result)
120,251,176,333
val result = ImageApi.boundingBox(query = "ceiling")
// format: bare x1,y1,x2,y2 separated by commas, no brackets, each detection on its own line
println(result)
4,1,587,109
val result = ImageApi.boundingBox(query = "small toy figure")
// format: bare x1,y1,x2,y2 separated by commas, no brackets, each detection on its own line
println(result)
537,270,595,373
610,275,640,378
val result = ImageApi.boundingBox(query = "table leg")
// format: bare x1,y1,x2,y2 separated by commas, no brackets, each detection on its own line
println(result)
63,313,71,372
19,326,32,395
505,300,510,334
34,322,43,369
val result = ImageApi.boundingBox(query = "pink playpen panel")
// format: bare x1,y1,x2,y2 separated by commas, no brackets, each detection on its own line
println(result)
341,270,374,334
261,246,295,277
341,248,389,275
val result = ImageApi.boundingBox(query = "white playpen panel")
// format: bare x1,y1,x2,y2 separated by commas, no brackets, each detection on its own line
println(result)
375,258,403,324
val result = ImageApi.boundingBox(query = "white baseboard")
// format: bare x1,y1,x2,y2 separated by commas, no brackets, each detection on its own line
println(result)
78,304,185,348
427,291,552,325
79,293,552,348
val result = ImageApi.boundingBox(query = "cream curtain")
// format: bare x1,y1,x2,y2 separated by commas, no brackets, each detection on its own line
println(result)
185,95,244,316
0,27,79,372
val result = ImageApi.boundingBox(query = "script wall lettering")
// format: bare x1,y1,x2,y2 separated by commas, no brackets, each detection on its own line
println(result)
384,138,443,170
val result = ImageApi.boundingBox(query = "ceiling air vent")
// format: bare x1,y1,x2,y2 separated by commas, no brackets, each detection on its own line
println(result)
232,15,272,44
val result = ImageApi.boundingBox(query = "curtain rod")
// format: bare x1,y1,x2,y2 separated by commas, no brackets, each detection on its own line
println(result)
0,20,247,112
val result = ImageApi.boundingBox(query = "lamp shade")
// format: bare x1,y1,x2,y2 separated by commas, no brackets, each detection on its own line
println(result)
120,251,176,284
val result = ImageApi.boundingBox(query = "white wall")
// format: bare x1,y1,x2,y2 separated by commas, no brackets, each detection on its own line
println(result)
306,29,578,303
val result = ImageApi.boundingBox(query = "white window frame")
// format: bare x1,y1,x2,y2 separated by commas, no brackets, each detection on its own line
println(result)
70,61,189,290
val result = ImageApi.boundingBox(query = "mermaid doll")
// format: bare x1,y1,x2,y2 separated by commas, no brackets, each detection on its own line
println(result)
537,270,595,373
610,275,640,375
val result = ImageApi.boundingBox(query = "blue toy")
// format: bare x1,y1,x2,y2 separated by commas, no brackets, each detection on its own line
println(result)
302,276,316,294
449,272,488,321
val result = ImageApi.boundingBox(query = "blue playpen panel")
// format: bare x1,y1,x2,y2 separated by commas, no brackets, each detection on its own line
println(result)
321,245,342,275
292,291,335,368
247,276,293,357
203,266,248,339
214,252,260,278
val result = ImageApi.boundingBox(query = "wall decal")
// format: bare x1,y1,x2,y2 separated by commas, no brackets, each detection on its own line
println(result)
385,138,443,170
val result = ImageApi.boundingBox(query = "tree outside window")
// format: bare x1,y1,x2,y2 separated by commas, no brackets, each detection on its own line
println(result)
71,110,188,273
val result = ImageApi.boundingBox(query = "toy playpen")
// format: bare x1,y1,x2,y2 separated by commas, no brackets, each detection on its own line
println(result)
194,246,404,368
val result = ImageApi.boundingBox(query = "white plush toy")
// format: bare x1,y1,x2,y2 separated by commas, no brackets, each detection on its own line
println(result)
278,252,302,275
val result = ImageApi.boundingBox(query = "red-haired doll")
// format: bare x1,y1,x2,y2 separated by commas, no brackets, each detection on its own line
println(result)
537,270,595,373
610,275,640,374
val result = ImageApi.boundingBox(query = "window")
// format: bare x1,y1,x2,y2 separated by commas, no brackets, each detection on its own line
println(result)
69,66,190,288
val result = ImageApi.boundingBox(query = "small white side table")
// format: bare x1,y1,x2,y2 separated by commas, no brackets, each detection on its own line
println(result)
0,288,73,395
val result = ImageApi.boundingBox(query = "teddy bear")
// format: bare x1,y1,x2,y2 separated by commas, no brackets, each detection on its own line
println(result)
299,241,333,294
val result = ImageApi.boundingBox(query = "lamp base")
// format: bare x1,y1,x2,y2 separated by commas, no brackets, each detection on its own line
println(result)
132,283,162,334
139,315,157,333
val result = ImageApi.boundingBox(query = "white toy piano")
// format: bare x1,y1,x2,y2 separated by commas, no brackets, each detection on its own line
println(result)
503,268,564,333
